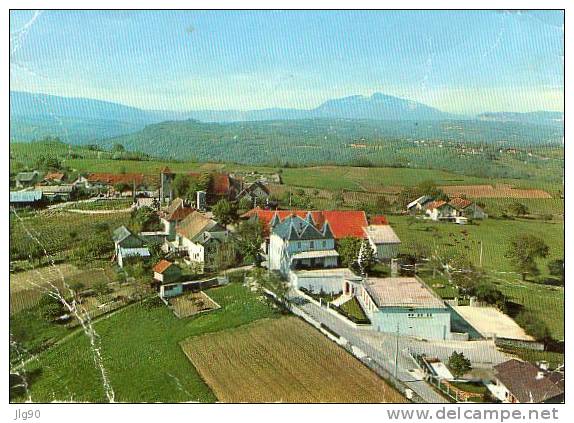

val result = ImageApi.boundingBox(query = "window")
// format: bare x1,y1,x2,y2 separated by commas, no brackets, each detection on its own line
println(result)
310,241,314,249
297,242,301,249
322,240,326,247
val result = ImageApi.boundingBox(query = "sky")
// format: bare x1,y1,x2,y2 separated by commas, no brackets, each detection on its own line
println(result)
9,10,564,114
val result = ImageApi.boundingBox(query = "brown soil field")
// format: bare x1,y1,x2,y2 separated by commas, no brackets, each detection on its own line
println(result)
440,184,552,199
180,317,405,403
169,291,220,318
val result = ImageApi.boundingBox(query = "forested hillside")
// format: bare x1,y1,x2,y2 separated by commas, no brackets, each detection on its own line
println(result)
99,118,563,181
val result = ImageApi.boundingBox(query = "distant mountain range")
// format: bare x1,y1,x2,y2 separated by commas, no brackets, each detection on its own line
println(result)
9,90,564,144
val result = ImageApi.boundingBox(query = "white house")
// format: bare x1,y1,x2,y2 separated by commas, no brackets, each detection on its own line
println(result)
407,195,433,213
268,213,338,276
160,198,195,241
363,224,401,261
170,211,228,271
425,200,457,221
351,276,451,340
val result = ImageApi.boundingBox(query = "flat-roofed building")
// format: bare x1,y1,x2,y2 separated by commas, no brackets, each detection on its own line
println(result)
354,276,451,340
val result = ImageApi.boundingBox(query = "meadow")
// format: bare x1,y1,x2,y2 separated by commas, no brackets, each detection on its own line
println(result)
389,216,564,339
14,282,280,402
180,317,404,403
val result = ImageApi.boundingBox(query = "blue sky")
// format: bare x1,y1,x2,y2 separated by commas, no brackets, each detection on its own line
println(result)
10,10,564,114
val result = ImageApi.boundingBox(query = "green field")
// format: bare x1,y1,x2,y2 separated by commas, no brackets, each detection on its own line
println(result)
14,282,279,402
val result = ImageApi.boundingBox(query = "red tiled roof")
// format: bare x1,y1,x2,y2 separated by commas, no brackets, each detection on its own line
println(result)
44,172,64,181
449,197,473,210
153,259,173,274
87,173,145,186
212,173,230,195
425,200,448,210
163,199,195,221
242,208,368,239
370,215,388,225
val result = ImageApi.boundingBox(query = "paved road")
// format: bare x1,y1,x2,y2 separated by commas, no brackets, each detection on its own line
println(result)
288,291,510,403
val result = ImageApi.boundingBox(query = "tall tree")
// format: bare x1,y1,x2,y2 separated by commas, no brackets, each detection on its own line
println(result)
212,199,238,226
507,201,529,217
505,234,549,281
448,351,472,379
236,220,265,266
357,239,377,275
336,237,367,273
548,259,564,284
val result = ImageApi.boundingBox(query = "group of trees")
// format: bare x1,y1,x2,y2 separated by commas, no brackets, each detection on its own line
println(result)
172,173,211,203
212,199,239,226
130,206,161,233
336,237,377,275
505,234,550,281
34,155,64,172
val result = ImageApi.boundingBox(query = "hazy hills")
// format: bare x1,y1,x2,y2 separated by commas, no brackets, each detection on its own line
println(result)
10,91,564,147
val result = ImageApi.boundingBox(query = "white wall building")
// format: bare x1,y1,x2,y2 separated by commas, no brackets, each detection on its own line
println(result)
268,213,338,276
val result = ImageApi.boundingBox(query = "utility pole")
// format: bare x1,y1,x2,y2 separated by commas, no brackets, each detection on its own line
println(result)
479,240,483,267
394,323,399,379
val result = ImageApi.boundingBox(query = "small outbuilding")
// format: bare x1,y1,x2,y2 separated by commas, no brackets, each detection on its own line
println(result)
153,259,182,284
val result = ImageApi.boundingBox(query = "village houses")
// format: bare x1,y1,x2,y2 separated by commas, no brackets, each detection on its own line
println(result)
166,211,229,271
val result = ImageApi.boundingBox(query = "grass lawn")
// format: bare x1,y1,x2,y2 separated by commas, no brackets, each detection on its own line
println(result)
448,381,489,402
498,346,564,370
15,282,280,403
418,270,458,299
450,381,488,395
339,297,369,323
389,216,563,276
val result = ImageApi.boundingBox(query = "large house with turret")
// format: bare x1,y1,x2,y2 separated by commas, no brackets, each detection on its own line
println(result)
268,213,339,276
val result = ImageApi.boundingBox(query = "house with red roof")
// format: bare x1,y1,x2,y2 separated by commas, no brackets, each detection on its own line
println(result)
448,197,487,220
152,259,182,284
242,208,369,239
268,212,339,276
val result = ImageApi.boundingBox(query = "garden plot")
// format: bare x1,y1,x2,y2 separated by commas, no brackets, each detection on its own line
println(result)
169,291,220,318
180,317,405,403
452,306,534,341
10,264,114,314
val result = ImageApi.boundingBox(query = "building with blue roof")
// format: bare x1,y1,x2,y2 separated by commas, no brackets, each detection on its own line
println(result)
9,190,43,207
